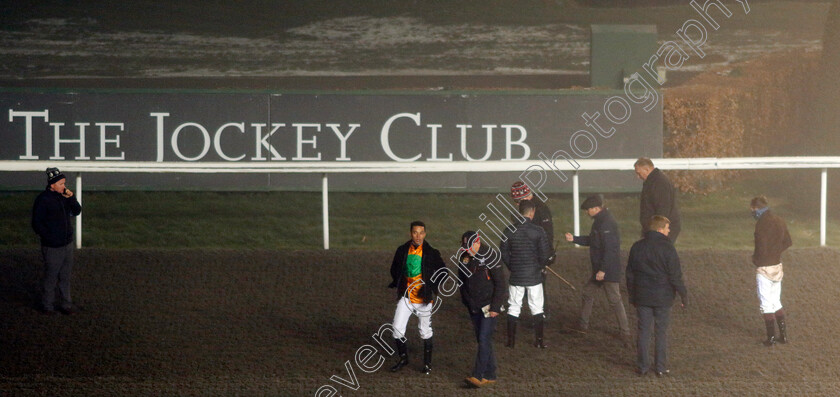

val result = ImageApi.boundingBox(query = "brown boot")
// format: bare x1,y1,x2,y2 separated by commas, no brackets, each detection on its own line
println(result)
776,309,788,344
777,319,787,344
763,316,776,347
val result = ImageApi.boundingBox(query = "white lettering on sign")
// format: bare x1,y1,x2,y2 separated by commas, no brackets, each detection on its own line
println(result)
8,109,126,161
50,122,90,160
97,123,126,160
381,113,530,162
151,113,361,162
5,108,534,163
8,109,48,160
381,112,422,162
214,122,246,161
503,125,529,161
171,122,211,162
327,123,358,162
460,124,494,162
251,123,286,161
293,123,322,161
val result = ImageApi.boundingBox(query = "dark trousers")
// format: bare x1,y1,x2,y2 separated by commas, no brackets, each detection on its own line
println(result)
580,280,630,335
636,305,671,373
470,312,498,380
41,243,74,311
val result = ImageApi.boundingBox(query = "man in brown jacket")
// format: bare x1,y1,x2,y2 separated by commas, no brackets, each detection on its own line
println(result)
751,196,792,346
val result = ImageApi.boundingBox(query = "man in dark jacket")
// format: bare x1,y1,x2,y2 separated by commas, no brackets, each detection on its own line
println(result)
510,181,554,247
387,220,446,375
510,181,556,318
31,167,82,315
564,195,631,347
501,199,552,349
626,215,688,377
635,157,681,242
750,196,792,346
458,231,507,388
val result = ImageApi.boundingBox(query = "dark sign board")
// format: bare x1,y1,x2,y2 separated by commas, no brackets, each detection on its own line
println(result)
0,90,662,192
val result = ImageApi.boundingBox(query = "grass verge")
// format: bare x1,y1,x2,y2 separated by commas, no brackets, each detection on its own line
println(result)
1,170,837,251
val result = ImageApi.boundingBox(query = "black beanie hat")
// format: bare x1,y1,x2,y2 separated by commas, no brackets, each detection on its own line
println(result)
46,167,66,185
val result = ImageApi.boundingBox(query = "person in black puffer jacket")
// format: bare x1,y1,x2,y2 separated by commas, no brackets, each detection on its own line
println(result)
458,231,507,388
31,167,82,315
510,181,556,320
500,199,552,349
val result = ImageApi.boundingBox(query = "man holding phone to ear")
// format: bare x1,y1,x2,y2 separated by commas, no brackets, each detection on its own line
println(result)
32,167,82,315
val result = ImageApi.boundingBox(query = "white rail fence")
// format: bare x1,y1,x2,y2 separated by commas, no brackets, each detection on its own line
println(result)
1,156,837,249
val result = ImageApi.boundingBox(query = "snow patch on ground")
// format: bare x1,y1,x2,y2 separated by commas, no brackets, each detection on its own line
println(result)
0,17,822,79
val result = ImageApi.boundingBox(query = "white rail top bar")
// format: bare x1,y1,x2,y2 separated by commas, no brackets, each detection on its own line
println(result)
2,156,833,249
1,157,840,173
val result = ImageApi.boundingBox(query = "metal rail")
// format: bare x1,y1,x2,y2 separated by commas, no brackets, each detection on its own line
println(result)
3,156,836,249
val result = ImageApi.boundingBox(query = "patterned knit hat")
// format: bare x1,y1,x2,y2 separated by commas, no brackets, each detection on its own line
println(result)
46,167,65,185
510,181,531,200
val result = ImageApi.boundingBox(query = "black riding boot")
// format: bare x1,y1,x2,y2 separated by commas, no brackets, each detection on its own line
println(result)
506,316,518,348
390,338,408,372
534,314,546,349
763,317,776,347
422,337,433,375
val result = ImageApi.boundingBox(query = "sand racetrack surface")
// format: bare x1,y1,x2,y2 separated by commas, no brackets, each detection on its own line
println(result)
2,247,840,396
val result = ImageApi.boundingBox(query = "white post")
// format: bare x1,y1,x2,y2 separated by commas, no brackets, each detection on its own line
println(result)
75,173,82,248
573,171,580,242
322,173,330,250
821,168,828,247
